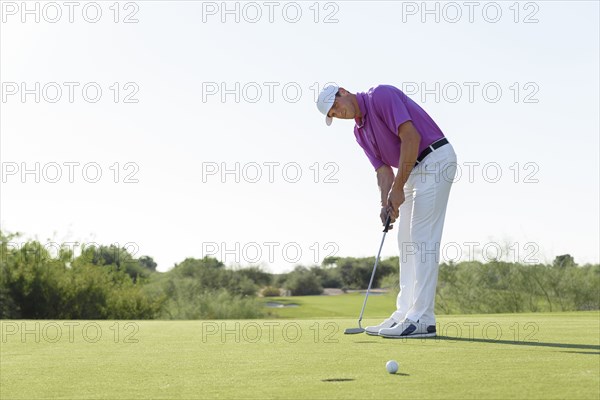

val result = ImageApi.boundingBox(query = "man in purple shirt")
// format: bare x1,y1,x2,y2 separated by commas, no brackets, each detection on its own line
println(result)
317,84,457,338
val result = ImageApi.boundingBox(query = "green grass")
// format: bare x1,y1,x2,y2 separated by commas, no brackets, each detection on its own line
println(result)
1,312,599,399
262,293,397,318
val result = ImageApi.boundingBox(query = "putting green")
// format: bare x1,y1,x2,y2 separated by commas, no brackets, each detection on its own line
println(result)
1,312,598,399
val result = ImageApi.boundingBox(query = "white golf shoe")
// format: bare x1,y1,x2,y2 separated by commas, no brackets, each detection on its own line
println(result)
379,319,437,338
365,317,399,336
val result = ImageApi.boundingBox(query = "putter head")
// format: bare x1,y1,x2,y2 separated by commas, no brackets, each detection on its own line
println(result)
344,327,365,335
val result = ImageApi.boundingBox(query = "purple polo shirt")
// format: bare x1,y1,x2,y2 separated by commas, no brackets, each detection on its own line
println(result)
354,85,446,170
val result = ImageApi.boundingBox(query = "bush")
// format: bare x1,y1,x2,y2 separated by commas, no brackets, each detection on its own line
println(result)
169,257,259,296
238,267,272,287
146,257,265,319
3,231,598,319
273,273,288,287
261,286,281,297
285,266,323,296
336,257,396,289
380,273,399,292
159,287,265,319
0,239,162,319
311,266,343,288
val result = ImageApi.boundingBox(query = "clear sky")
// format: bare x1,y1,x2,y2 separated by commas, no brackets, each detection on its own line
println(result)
1,1,598,272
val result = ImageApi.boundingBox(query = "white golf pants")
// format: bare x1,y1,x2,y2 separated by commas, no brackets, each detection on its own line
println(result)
391,143,457,326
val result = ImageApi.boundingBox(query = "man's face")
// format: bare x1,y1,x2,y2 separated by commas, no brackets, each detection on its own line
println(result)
327,88,356,120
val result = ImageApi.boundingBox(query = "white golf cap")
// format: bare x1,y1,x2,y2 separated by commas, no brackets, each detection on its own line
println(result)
316,84,339,126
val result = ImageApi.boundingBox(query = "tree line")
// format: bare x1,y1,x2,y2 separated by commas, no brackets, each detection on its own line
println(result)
1,232,598,319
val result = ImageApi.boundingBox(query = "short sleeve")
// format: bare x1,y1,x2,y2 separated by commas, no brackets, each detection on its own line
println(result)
371,86,412,136
361,146,385,171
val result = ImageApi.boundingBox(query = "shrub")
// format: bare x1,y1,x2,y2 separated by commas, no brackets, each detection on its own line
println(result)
237,266,272,286
380,273,399,293
159,287,265,319
261,286,281,297
311,266,343,288
285,266,323,296
169,258,258,296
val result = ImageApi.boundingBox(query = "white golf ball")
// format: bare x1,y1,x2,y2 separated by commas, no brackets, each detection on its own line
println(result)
386,360,399,374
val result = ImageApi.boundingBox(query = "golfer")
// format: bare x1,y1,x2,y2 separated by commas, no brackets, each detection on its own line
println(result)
316,84,457,338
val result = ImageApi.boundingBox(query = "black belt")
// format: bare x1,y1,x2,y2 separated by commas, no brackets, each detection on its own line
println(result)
414,138,449,167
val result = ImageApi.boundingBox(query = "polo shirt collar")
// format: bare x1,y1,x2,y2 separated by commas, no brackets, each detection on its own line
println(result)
355,92,368,128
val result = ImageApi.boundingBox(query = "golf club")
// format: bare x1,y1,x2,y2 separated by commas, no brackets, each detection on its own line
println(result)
344,214,392,334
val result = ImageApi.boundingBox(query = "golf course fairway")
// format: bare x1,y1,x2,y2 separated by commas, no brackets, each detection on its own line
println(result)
1,312,598,399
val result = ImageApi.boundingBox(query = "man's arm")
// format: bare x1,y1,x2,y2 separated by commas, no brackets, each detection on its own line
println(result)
393,121,421,190
376,164,395,227
376,165,395,207
387,121,421,221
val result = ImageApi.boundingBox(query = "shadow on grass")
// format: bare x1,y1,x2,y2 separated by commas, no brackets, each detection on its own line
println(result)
391,335,600,351
348,335,599,352
352,341,386,344
321,378,355,382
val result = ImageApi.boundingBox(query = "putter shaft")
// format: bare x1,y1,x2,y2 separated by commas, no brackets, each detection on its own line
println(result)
345,216,391,334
